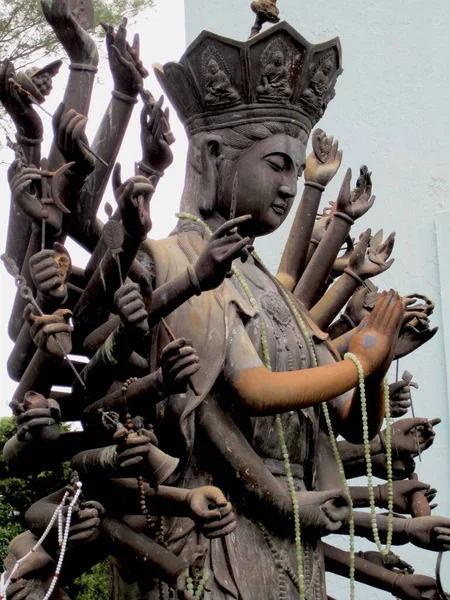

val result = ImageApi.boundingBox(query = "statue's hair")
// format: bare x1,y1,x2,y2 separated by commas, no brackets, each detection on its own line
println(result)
177,121,308,221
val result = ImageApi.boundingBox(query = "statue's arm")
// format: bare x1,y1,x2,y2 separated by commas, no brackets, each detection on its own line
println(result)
277,130,342,291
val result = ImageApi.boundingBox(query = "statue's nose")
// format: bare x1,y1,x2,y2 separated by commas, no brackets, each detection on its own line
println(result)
278,184,296,200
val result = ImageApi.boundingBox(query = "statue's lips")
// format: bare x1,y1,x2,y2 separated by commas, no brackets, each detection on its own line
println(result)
271,202,286,215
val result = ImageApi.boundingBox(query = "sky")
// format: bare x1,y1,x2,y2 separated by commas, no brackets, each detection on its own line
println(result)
0,0,188,417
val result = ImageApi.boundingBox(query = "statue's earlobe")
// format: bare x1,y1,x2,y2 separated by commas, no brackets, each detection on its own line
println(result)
200,135,223,212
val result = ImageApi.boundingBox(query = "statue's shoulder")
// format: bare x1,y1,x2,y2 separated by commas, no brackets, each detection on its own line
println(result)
140,232,201,286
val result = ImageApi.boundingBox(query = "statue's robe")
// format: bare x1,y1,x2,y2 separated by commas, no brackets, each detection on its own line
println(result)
113,227,342,600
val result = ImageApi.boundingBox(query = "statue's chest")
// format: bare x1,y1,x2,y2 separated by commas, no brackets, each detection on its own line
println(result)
237,263,311,373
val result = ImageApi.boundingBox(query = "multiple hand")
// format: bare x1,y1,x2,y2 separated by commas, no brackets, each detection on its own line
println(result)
160,338,200,395
29,244,71,304
53,103,95,176
140,96,174,173
296,489,350,535
378,479,436,514
194,215,253,291
41,0,98,66
10,392,61,443
24,306,73,357
360,550,413,573
389,379,414,418
69,500,105,544
380,417,440,458
112,163,154,240
188,486,236,538
347,290,404,377
103,17,143,97
114,277,152,334
304,129,343,187
0,59,43,136
336,167,375,221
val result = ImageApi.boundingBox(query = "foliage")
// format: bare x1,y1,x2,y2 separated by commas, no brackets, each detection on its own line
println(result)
0,0,154,68
0,416,109,599
67,560,110,600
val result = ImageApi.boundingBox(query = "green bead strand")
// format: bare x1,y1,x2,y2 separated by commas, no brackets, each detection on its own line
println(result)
344,353,394,555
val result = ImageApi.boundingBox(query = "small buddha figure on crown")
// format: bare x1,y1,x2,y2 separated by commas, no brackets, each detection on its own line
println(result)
204,58,240,108
256,49,292,102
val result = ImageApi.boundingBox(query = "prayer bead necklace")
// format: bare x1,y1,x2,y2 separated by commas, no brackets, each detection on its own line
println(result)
344,353,394,554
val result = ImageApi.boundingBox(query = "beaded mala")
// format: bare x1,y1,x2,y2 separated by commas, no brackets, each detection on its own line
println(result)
344,353,394,554
0,483,82,600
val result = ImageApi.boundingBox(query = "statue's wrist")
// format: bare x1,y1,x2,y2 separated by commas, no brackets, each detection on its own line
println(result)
69,63,98,74
391,573,404,596
375,484,384,507
155,367,168,400
111,90,139,105
334,211,355,225
187,265,202,295
343,267,363,286
136,160,163,179
304,181,326,192
16,133,43,146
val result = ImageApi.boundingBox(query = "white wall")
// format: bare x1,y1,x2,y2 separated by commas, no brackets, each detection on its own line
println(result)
184,1,450,598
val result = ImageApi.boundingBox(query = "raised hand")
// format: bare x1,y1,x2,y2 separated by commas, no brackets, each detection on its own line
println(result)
296,489,351,536
0,59,43,137
112,163,154,241
29,244,71,305
377,479,436,514
336,167,375,221
194,215,253,291
69,500,105,544
188,486,236,538
8,161,48,227
11,392,61,443
380,417,440,458
102,17,144,97
53,103,94,176
24,306,73,357
114,278,152,334
41,0,98,66
160,338,200,395
347,290,404,377
140,97,174,174
347,229,395,280
304,129,343,187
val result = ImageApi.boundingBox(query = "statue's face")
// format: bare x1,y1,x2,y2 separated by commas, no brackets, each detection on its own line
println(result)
220,133,306,237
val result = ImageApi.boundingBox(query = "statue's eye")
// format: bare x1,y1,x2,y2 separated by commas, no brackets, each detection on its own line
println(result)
265,157,285,172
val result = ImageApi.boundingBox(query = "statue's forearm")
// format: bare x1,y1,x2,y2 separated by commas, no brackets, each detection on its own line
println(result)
294,213,352,309
72,94,138,244
310,272,358,330
331,375,385,444
347,512,408,545
323,542,396,594
277,184,323,291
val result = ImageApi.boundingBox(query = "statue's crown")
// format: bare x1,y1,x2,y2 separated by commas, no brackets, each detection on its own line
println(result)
154,22,342,138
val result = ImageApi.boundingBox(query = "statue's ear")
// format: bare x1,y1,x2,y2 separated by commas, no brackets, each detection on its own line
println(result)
199,135,223,212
